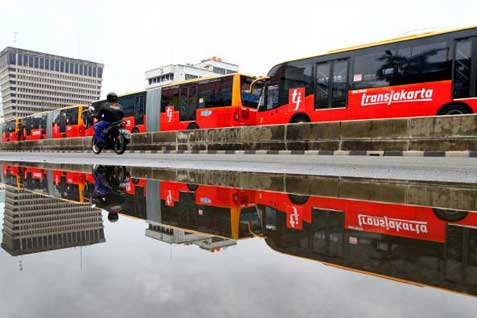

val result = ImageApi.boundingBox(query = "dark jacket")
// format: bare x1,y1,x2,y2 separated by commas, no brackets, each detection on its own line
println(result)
95,101,124,122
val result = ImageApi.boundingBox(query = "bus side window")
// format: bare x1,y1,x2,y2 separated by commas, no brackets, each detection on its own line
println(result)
120,96,135,117
160,87,179,112
214,77,232,107
198,80,215,108
315,62,331,109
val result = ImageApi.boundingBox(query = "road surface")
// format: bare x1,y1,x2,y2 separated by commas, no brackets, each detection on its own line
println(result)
1,151,476,184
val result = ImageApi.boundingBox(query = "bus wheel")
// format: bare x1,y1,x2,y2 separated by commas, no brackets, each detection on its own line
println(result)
132,127,139,134
188,123,199,130
290,114,310,124
438,104,472,115
433,208,468,222
287,193,309,205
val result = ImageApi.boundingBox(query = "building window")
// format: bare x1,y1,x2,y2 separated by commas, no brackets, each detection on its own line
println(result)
17,54,23,66
212,67,226,75
185,74,199,80
8,52,16,65
28,55,33,67
97,67,103,78
39,57,44,69
60,61,64,72
45,58,49,70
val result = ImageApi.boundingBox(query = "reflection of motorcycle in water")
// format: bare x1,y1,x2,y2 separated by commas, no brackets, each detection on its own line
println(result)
91,165,130,222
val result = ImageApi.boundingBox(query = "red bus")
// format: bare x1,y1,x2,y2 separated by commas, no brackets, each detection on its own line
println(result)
260,193,477,296
91,91,146,134
52,170,94,203
2,165,22,188
1,119,21,142
159,181,257,240
21,112,48,140
52,105,89,138
252,26,477,125
255,190,477,241
160,73,259,130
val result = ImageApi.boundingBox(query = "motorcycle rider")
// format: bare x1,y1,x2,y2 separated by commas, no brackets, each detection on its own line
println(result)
91,92,124,146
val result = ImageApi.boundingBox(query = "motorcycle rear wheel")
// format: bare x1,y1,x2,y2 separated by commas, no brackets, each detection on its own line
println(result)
113,134,127,155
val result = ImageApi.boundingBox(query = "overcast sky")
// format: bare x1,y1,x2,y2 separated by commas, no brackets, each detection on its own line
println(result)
0,0,476,98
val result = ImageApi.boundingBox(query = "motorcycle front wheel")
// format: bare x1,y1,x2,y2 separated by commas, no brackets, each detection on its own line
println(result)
92,136,102,155
113,134,127,155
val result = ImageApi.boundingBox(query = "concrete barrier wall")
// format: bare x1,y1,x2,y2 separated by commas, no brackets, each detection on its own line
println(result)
2,114,477,153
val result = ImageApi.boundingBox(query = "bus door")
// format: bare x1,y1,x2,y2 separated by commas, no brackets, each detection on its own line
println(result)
134,93,146,132
65,107,82,137
52,110,67,138
453,37,477,99
315,59,349,111
82,108,95,136
179,84,197,122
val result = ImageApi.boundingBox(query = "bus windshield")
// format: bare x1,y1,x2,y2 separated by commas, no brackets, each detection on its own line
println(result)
240,76,260,108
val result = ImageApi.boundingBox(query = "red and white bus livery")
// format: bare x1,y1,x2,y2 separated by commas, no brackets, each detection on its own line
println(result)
253,26,477,125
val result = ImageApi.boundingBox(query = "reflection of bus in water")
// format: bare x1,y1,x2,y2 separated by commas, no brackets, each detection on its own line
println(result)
258,192,477,296
2,165,23,188
159,181,257,240
52,170,95,203
21,167,48,192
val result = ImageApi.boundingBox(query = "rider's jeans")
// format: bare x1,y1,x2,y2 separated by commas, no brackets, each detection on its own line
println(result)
94,121,110,143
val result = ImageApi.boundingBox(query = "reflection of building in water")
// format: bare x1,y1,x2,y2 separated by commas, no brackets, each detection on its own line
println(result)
146,223,236,252
1,186,105,256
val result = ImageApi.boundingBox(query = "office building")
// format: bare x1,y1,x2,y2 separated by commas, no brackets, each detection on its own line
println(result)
0,47,104,121
145,56,238,89
146,223,236,252
1,186,105,256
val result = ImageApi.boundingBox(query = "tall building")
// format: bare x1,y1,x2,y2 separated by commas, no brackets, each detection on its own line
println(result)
1,186,105,256
0,47,104,121
145,56,238,89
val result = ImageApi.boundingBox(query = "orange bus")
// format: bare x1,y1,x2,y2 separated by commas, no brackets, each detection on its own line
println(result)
52,104,90,138
1,118,22,142
21,112,48,140
91,91,146,134
160,73,259,130
252,26,477,125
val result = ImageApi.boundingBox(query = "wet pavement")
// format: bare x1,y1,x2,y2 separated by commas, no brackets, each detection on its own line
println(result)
2,151,477,183
1,161,477,318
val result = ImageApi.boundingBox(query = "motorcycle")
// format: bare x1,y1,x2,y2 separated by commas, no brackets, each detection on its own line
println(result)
91,120,131,155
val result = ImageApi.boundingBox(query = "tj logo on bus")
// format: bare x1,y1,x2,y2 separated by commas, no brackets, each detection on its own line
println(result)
288,206,302,229
289,88,305,111
166,106,174,123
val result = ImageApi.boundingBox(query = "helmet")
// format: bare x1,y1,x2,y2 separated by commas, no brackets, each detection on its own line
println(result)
106,92,118,103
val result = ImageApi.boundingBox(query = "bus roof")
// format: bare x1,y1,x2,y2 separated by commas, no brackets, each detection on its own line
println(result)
161,72,257,89
54,104,88,111
19,110,50,119
281,25,477,65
